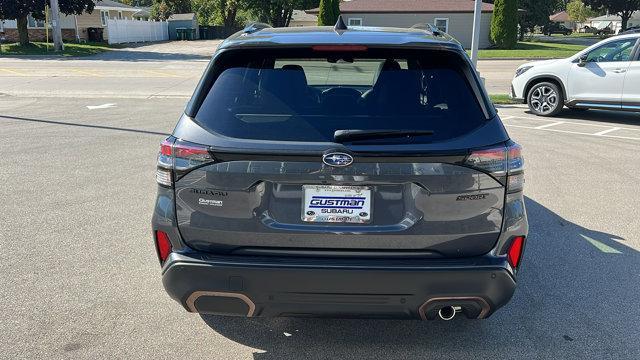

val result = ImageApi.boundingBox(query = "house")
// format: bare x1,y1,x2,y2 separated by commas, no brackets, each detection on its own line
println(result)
0,0,142,42
167,13,199,40
289,10,318,27
588,12,640,34
306,0,495,48
133,7,152,21
549,11,576,30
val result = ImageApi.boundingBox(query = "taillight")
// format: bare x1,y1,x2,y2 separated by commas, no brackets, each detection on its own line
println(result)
156,137,215,186
465,142,524,193
155,230,172,263
507,236,525,268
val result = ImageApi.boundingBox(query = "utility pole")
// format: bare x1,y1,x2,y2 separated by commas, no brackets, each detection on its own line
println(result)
49,0,64,52
470,0,482,68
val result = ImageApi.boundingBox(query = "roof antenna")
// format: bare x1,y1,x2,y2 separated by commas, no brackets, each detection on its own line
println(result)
334,16,348,32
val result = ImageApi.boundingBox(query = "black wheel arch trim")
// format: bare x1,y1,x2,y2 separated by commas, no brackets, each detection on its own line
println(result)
524,75,567,103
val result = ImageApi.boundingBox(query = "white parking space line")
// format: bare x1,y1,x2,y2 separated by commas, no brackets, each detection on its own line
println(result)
513,114,640,132
593,127,621,136
534,121,564,129
505,123,640,141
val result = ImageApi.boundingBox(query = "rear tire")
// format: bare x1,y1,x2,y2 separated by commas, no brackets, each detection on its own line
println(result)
527,82,564,117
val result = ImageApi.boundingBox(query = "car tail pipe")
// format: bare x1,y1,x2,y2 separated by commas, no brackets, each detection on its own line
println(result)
419,296,491,320
438,305,462,321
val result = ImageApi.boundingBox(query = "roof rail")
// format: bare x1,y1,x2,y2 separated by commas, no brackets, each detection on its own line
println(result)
243,22,272,34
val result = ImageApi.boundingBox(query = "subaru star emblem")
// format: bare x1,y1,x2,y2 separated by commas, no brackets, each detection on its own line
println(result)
322,153,354,167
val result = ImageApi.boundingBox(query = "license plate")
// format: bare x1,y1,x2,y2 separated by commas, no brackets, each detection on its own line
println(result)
302,185,371,223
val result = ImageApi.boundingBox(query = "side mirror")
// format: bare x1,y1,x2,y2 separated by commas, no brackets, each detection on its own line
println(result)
578,54,588,67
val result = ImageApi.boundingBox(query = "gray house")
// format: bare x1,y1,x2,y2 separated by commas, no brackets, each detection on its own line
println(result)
168,13,199,40
308,0,494,49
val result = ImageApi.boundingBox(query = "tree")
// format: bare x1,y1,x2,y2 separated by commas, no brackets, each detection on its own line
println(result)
0,0,95,46
566,0,598,22
585,0,640,30
247,0,319,28
490,0,518,48
150,0,191,20
518,0,557,40
317,0,339,26
190,0,218,26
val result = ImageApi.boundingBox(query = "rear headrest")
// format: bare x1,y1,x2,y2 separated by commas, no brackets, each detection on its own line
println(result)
371,70,422,112
372,59,402,85
281,64,308,85
380,59,401,71
260,69,311,108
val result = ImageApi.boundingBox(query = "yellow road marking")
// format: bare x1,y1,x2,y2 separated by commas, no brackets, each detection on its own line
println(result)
0,68,27,76
142,69,180,78
71,68,103,77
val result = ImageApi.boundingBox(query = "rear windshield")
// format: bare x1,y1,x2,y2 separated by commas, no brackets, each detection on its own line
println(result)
195,48,488,144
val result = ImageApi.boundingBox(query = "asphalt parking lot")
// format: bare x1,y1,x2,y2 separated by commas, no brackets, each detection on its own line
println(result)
1,43,639,359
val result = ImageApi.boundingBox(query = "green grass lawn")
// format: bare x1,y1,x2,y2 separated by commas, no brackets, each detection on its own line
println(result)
474,41,587,59
0,42,116,57
489,94,520,105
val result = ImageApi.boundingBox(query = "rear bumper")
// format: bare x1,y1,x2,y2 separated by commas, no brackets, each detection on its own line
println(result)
162,253,517,320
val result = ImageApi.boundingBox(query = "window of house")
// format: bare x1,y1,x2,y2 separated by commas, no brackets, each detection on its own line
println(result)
434,18,449,33
100,10,109,26
118,11,123,20
348,18,363,26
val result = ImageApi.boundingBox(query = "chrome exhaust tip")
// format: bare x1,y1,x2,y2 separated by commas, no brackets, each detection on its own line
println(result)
438,306,461,321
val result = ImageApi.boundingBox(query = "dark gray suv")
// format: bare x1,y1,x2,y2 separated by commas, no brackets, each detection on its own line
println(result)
152,23,528,321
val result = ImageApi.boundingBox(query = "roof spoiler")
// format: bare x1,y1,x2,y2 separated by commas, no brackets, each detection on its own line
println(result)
243,22,272,34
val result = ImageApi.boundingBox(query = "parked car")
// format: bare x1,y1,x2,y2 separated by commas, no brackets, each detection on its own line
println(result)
583,25,613,37
153,23,528,321
512,33,640,116
543,23,573,36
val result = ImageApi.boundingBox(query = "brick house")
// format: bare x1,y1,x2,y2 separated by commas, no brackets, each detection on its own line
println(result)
0,0,141,42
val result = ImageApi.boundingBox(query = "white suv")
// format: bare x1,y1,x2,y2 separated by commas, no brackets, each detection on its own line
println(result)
511,34,640,116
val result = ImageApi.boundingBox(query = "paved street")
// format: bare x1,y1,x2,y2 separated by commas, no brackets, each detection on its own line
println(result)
1,42,639,359
0,40,525,96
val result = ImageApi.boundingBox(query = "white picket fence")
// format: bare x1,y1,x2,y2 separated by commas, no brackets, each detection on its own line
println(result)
106,19,168,44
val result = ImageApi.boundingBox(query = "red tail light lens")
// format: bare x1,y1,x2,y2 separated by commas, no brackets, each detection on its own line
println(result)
155,230,172,263
156,138,215,186
173,140,214,173
465,142,524,193
507,236,525,268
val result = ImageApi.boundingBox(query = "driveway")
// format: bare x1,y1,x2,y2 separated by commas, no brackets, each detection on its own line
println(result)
93,40,221,61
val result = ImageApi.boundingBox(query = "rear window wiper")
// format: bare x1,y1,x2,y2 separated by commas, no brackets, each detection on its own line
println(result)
334,129,434,143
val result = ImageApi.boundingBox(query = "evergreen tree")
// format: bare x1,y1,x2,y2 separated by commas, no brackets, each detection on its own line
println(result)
490,0,518,48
